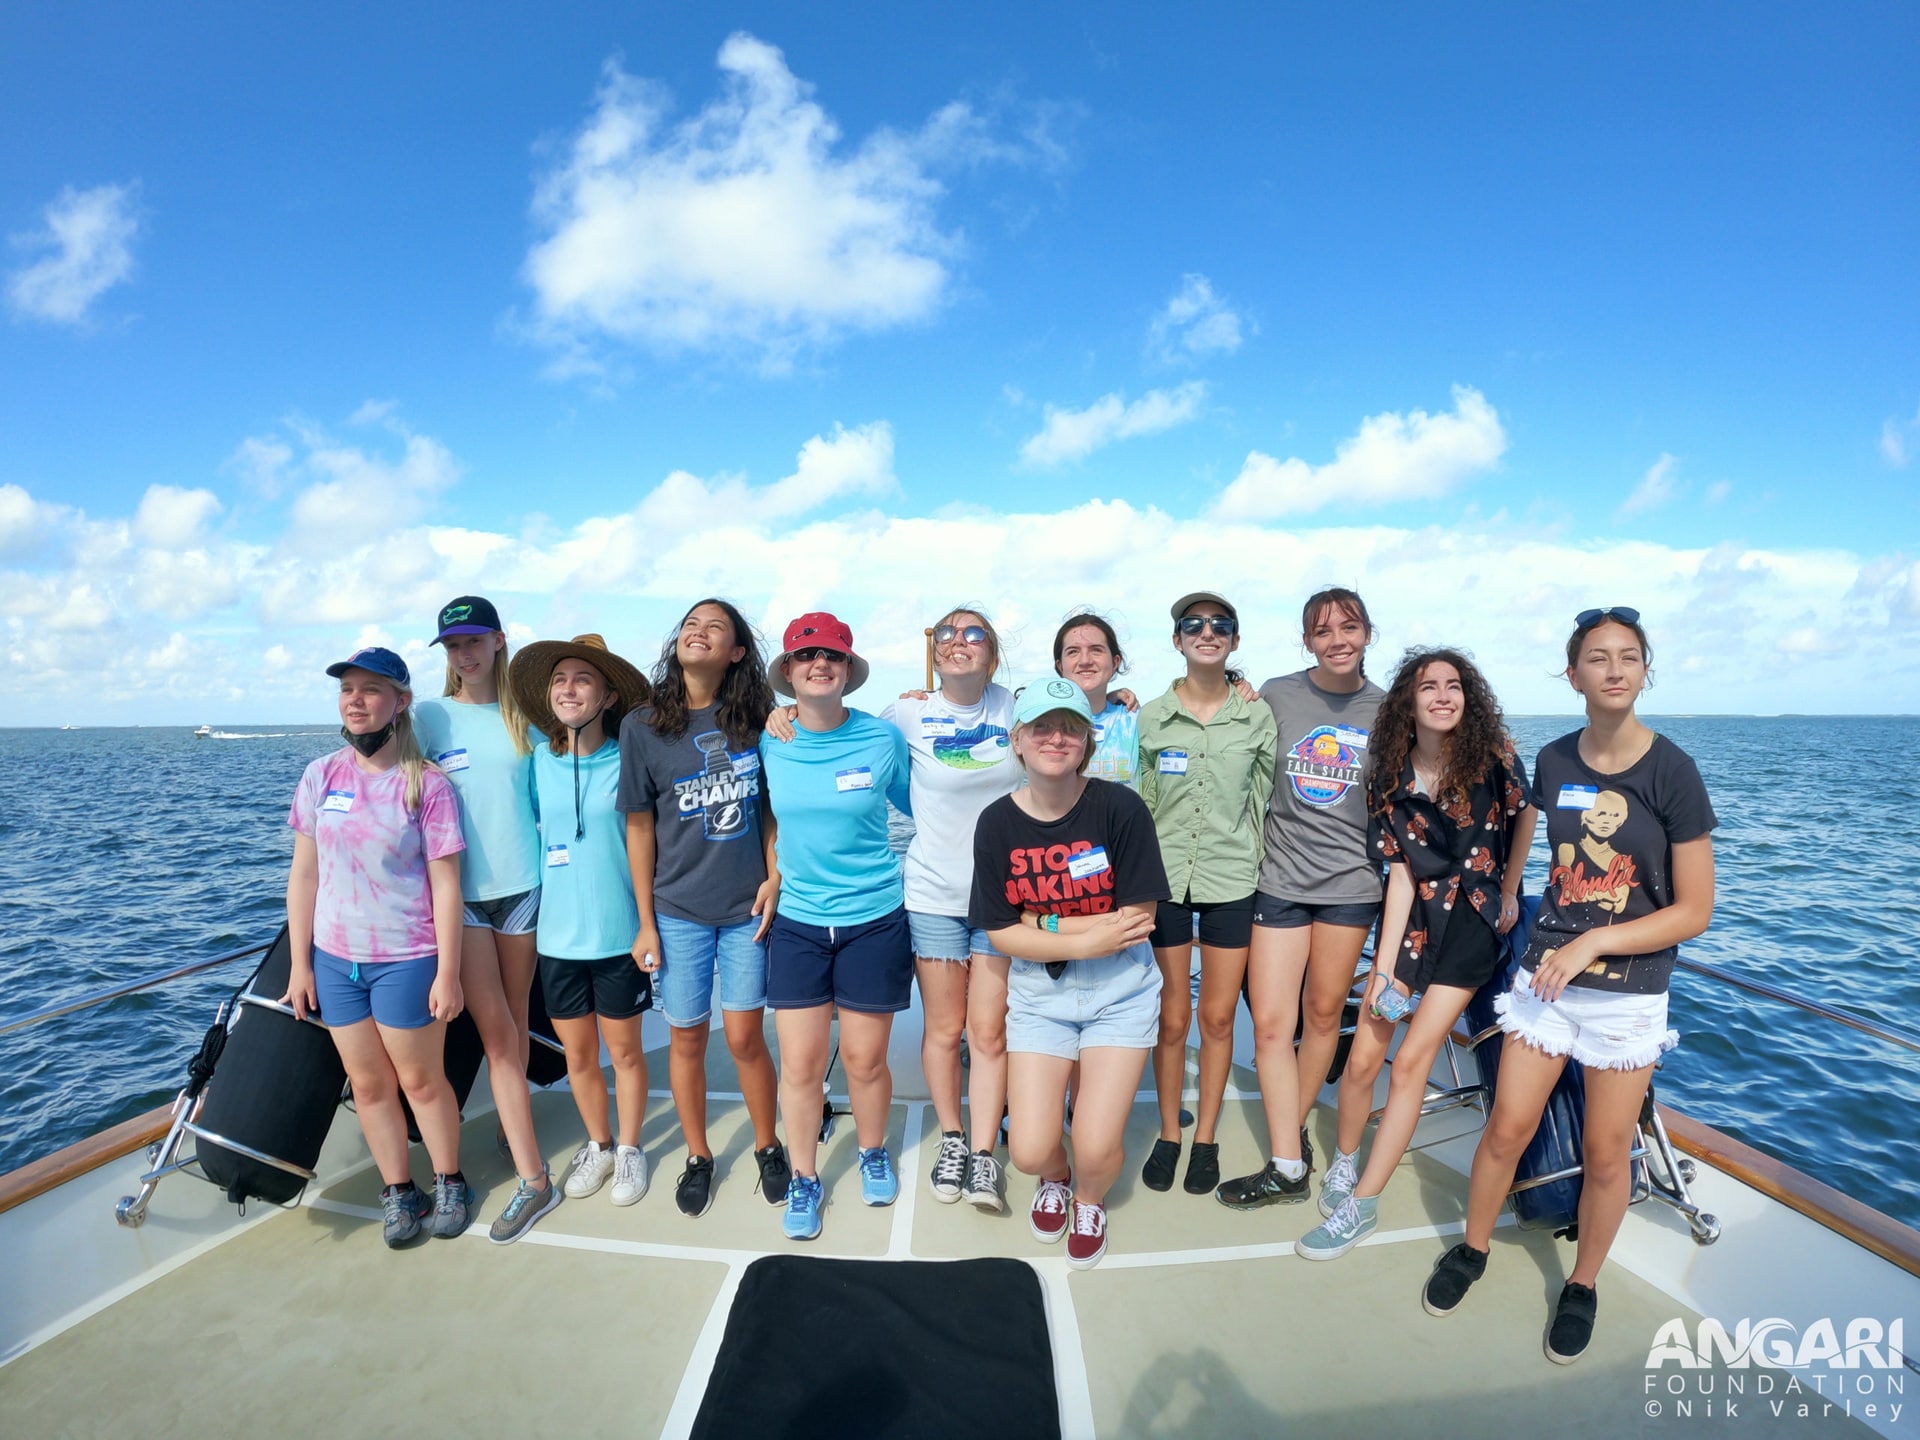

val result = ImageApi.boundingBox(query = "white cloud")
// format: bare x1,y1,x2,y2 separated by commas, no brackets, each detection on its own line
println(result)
1213,385,1507,519
0,483,64,554
132,485,222,549
286,429,461,544
1881,404,1920,467
1619,453,1680,518
1020,382,1207,467
1147,274,1244,363
525,35,982,368
226,436,295,495
6,183,141,326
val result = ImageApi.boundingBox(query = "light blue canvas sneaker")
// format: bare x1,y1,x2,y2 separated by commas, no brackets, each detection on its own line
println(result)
1296,1194,1378,1261
858,1146,900,1207
1318,1149,1360,1218
783,1174,824,1241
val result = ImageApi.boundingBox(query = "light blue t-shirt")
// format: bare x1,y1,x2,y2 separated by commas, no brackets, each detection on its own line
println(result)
1087,700,1140,788
413,698,541,903
530,739,638,960
760,709,913,927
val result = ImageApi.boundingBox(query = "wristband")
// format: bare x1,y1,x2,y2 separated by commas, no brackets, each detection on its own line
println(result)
1045,913,1060,933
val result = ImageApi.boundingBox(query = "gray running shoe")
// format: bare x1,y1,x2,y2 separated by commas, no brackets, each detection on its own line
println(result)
381,1184,428,1248
488,1172,561,1245
429,1172,474,1239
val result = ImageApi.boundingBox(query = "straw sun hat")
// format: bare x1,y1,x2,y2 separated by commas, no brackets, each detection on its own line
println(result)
508,633,651,736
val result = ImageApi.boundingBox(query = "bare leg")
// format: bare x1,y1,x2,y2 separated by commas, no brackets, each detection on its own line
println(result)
1149,942,1193,1142
916,957,968,1135
1463,1037,1569,1251
462,926,544,1180
669,1024,712,1157
1353,986,1475,1197
1066,1047,1152,1204
330,1019,414,1185
775,1005,833,1177
1193,942,1250,1144
723,1008,780,1151
1295,921,1370,1129
1568,1064,1657,1287
379,1021,461,1174
497,929,537,1073
600,1014,648,1149
1246,925,1311,1159
838,1008,896,1150
965,954,1010,1153
1334,1006,1394,1158
1007,1052,1073,1182
553,1013,612,1146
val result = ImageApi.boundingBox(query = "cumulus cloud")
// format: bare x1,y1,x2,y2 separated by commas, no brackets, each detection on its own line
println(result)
1019,382,1207,467
286,429,461,544
1147,274,1244,363
1618,453,1680,518
133,485,222,549
524,34,1021,369
1212,385,1506,519
0,483,65,555
6,182,141,326
1881,404,1920,467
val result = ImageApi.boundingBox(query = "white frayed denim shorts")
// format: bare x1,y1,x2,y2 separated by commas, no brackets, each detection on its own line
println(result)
1495,971,1678,1071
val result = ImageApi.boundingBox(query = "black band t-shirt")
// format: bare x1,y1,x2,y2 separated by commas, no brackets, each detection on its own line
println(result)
1521,730,1717,995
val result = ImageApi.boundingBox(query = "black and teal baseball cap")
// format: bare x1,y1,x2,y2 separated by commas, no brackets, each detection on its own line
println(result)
431,595,502,644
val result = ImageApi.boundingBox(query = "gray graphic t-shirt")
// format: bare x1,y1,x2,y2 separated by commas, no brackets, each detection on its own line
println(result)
1256,669,1387,904
616,703,767,926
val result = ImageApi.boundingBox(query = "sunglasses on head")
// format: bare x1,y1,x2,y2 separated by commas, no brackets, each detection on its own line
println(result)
1575,606,1641,628
933,623,989,648
789,647,848,664
1177,615,1237,637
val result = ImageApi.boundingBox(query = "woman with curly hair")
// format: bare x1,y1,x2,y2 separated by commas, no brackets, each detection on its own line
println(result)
1293,646,1534,1259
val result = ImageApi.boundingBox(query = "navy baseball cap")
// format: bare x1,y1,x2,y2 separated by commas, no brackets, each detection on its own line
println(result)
325,647,411,686
431,595,503,644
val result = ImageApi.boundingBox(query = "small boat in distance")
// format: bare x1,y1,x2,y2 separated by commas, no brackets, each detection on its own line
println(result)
193,725,213,739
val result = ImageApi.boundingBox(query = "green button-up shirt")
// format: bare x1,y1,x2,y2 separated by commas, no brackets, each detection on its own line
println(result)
1137,683,1277,904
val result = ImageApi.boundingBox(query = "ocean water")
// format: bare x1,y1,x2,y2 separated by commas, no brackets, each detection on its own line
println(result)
2,719,1917,1230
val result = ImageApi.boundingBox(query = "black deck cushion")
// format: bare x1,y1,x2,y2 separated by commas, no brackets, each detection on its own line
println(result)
691,1255,1061,1440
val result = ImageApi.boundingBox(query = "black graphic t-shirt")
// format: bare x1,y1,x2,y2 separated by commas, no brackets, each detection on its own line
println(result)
1368,743,1530,988
968,780,1170,949
1521,731,1717,995
616,703,767,926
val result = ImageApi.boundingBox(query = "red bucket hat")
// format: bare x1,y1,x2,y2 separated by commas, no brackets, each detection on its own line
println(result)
768,611,871,698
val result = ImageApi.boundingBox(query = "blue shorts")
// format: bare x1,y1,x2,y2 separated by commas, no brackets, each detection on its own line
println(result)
314,947,437,1030
1251,892,1381,931
1005,941,1163,1060
655,914,769,1027
766,908,914,1014
462,887,540,935
907,910,1002,964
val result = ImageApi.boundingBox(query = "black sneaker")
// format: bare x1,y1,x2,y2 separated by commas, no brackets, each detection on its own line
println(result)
1215,1160,1310,1209
676,1155,715,1218
1182,1141,1220,1195
1141,1137,1181,1192
1546,1281,1598,1364
1300,1125,1316,1177
754,1143,792,1206
1422,1242,1489,1316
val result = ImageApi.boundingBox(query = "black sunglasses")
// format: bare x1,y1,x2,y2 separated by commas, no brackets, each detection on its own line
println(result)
1575,606,1641,628
1177,615,1237,637
789,646,848,664
933,623,989,647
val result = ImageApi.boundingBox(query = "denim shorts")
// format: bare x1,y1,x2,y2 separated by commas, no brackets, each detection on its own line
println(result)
1251,892,1381,930
462,887,540,935
907,910,1002,963
655,914,769,1027
766,908,914,1014
1005,940,1163,1060
313,947,437,1030
1495,972,1678,1071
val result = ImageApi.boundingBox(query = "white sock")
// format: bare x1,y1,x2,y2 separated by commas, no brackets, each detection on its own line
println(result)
1272,1156,1307,1181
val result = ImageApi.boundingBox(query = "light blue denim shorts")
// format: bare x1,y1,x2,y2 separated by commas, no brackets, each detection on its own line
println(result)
907,910,1002,963
654,914,769,1028
1004,940,1162,1060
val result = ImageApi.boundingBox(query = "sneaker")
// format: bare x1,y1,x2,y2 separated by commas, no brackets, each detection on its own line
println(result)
488,1172,560,1244
380,1183,428,1248
611,1145,649,1206
1140,1137,1181,1192
1066,1199,1108,1270
1422,1242,1489,1317
964,1150,1005,1213
562,1142,615,1199
1215,1159,1310,1210
1546,1282,1598,1364
1318,1150,1359,1218
754,1142,792,1206
858,1146,899,1207
1182,1140,1220,1195
1296,1195,1378,1261
1301,1125,1316,1176
782,1173,824,1240
930,1130,969,1203
1029,1174,1072,1243
675,1155,715,1218
429,1173,474,1239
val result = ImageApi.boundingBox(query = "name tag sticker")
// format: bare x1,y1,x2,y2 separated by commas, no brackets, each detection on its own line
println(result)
1557,784,1599,810
546,844,571,867
836,767,874,792
435,748,470,773
1067,847,1111,880
1092,721,1108,743
1158,751,1189,775
320,789,354,813
728,750,759,776
919,716,957,737
1334,726,1370,750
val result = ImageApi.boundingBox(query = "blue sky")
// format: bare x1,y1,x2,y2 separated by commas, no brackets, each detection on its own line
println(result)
3,3,1916,722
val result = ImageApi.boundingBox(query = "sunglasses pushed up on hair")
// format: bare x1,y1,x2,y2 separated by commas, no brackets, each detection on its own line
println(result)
1177,614,1238,637
1575,606,1641,628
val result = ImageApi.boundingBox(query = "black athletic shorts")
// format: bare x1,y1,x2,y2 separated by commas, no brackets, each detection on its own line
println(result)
1150,892,1255,950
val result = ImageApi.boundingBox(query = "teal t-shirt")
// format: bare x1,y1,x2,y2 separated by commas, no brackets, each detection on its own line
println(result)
760,710,912,927
413,698,541,903
531,739,638,959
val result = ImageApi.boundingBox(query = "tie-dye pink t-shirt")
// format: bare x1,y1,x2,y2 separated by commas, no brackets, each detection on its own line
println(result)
289,750,466,963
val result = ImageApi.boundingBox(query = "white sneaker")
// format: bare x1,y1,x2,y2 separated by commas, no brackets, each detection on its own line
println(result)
563,1142,615,1198
611,1144,649,1206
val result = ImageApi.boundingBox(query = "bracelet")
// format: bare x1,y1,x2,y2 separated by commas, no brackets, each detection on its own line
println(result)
1045,913,1060,933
